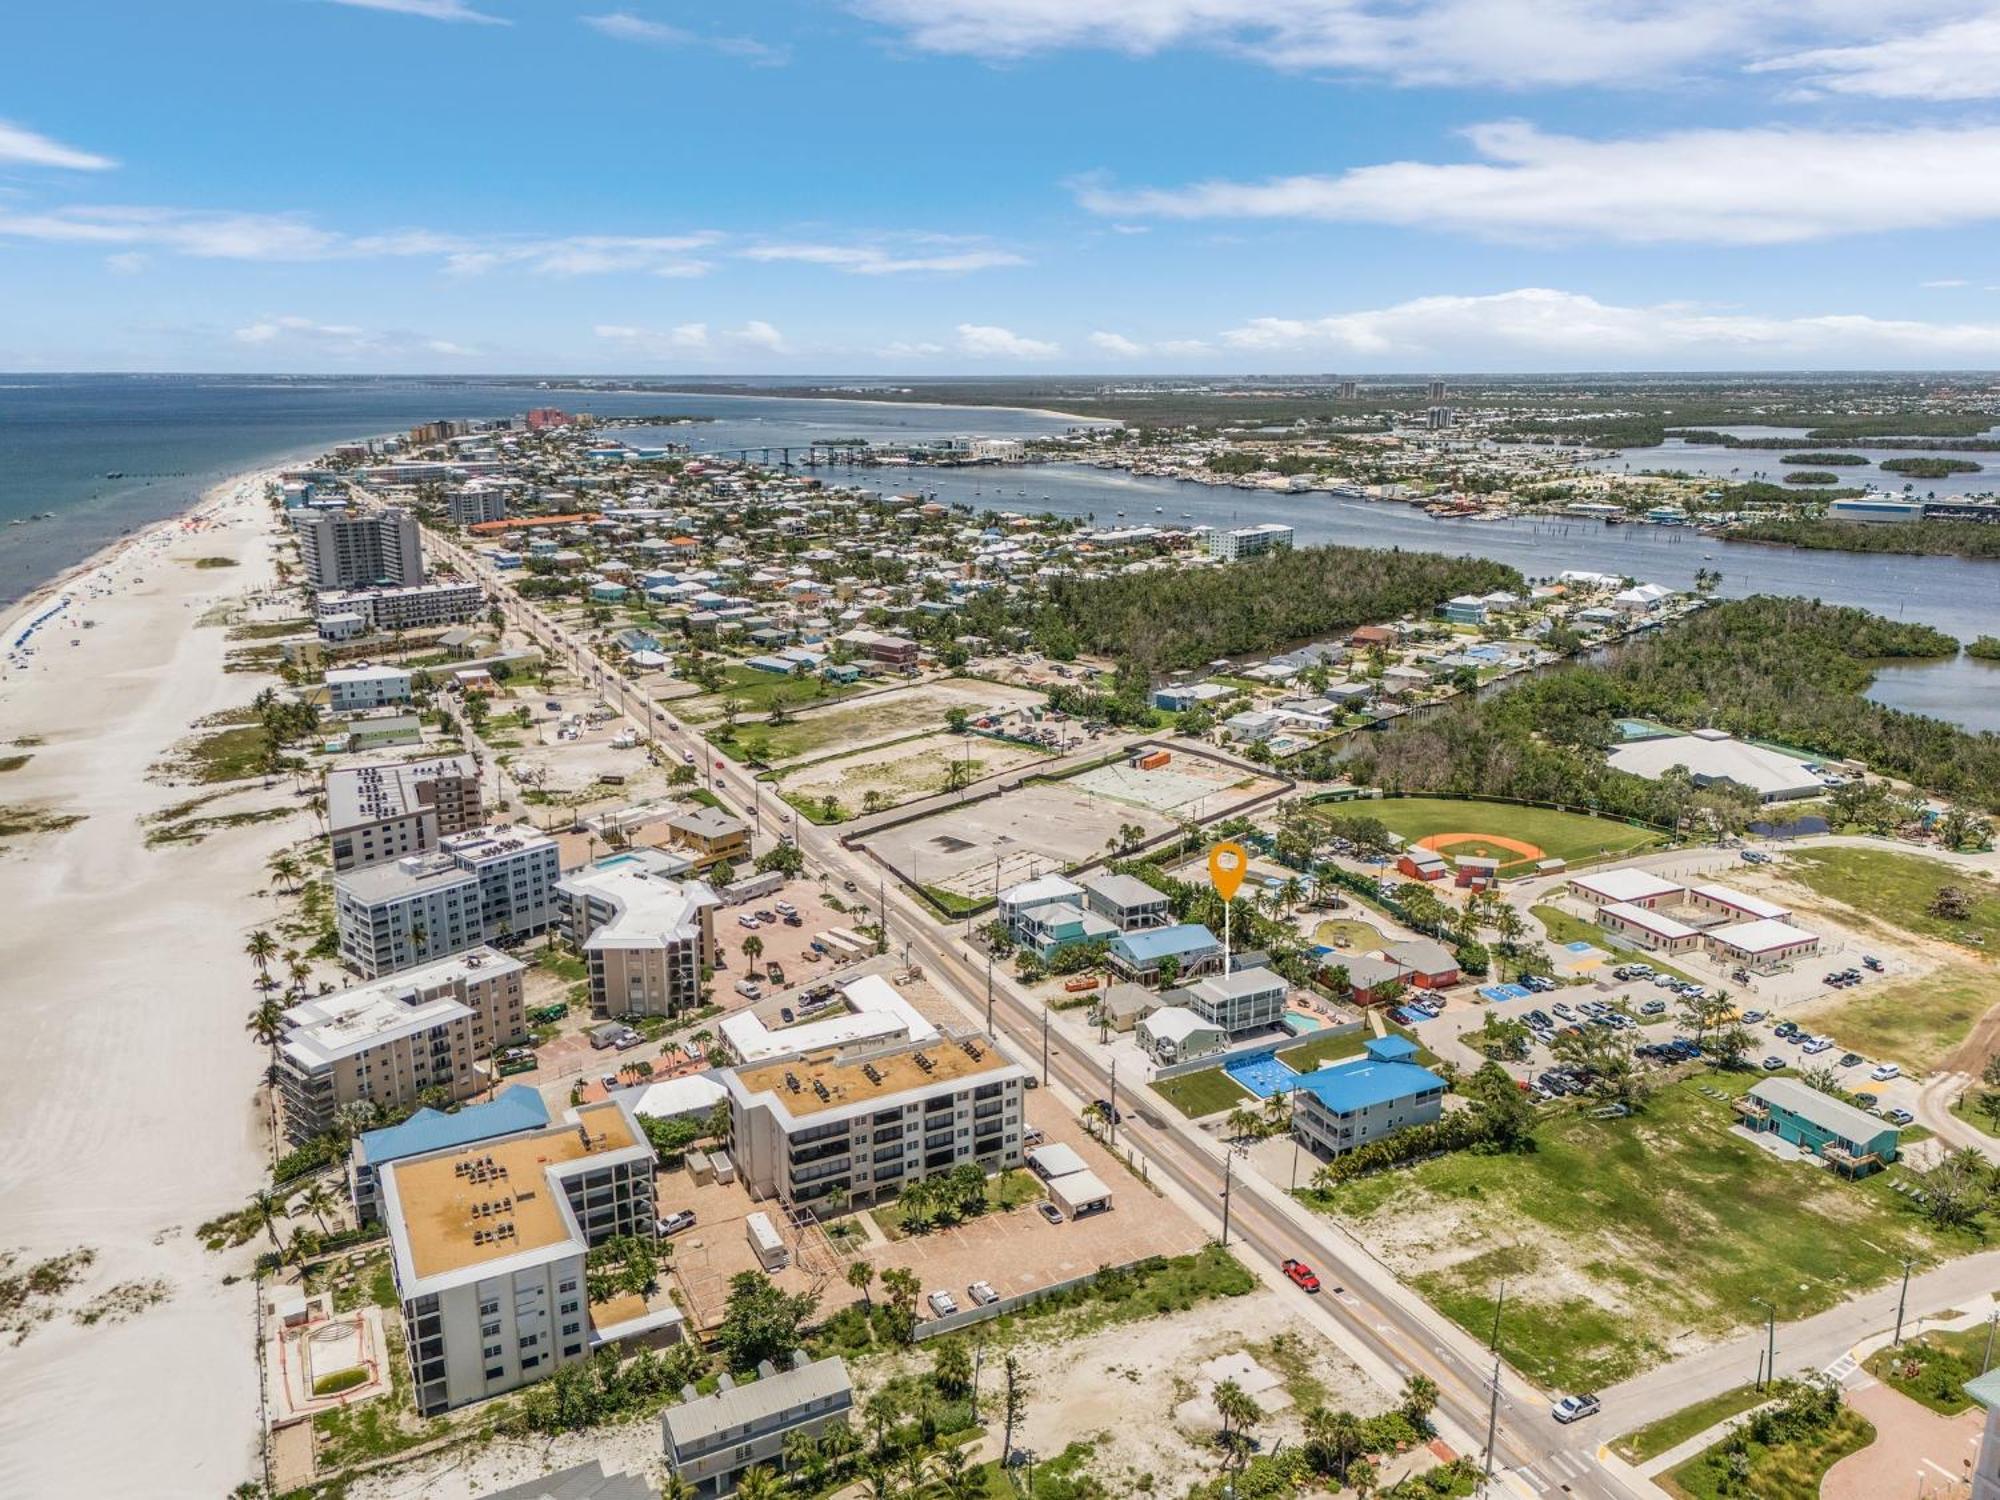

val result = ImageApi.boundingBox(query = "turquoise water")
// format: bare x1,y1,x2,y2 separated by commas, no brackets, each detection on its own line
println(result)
1224,1050,1302,1099
1282,1013,1325,1034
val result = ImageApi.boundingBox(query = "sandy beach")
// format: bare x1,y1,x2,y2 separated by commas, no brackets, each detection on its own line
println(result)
0,466,309,1496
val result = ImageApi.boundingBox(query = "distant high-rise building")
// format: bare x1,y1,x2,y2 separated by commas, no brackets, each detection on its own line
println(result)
523,407,570,432
1427,379,1447,402
295,506,424,590
1337,380,1358,399
1427,406,1454,430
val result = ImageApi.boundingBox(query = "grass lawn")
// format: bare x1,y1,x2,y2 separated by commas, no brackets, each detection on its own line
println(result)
1612,1385,1769,1463
1362,796,1666,870
1531,904,1699,983
1780,846,2000,950
870,1169,1045,1239
1950,1088,2000,1139
1313,917,1394,950
680,664,866,723
1302,1074,1981,1391
1662,1407,1874,1500
1797,961,1998,1073
1152,1066,1255,1118
1862,1325,1995,1414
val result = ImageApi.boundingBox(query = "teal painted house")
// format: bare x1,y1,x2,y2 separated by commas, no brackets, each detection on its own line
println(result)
1736,1076,1899,1176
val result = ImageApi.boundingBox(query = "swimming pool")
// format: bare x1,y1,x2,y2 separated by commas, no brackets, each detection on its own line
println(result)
1224,1049,1303,1099
1283,1013,1326,1035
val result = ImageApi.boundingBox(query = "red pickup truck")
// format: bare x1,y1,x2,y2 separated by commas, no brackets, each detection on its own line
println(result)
1281,1258,1321,1293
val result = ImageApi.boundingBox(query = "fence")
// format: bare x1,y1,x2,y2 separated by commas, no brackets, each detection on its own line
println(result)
910,1255,1160,1342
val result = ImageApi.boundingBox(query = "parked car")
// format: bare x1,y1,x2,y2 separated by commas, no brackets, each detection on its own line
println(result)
1552,1394,1602,1424
1838,1052,1864,1069
1853,1092,1879,1110
967,1280,1000,1306
927,1290,959,1317
1282,1259,1322,1293
1863,955,1884,972
1885,1108,1916,1126
1640,999,1667,1016
775,902,797,917
1762,1056,1785,1070
1802,1038,1832,1055
1741,1010,1765,1024
656,1209,697,1237
1871,1062,1901,1081
1036,1201,1064,1226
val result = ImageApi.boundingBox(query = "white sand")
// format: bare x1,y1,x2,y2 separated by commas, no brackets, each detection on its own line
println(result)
0,469,308,1496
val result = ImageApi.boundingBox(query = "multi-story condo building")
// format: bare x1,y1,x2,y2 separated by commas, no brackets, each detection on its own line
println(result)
555,864,720,1018
325,663,413,714
665,808,751,872
380,1097,667,1417
448,481,510,527
326,755,483,873
349,1082,549,1224
275,948,526,1143
721,1032,1026,1208
1181,966,1289,1035
316,580,485,634
1202,522,1294,562
335,827,559,978
296,507,425,590
661,1353,855,1498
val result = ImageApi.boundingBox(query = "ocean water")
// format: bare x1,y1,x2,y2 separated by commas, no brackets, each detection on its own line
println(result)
0,374,1087,607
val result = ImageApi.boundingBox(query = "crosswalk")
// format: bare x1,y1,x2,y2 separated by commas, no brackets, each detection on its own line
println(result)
1824,1351,1860,1383
1509,1447,1597,1493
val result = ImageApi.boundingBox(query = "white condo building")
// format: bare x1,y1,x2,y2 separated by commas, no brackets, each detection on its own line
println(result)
326,755,483,872
316,580,485,634
296,507,425,590
381,1097,671,1417
555,863,721,1019
335,827,560,977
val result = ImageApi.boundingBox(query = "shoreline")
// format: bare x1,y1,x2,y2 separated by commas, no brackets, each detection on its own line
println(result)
619,386,1113,427
0,459,308,1496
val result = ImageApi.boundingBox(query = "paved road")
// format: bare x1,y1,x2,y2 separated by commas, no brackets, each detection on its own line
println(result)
406,522,1655,1500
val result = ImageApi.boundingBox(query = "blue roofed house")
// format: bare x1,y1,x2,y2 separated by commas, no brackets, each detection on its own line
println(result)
1289,1036,1446,1160
1110,923,1223,985
1017,900,1119,962
348,1083,551,1224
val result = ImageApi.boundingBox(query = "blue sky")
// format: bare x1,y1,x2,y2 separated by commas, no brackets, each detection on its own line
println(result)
6,0,2000,372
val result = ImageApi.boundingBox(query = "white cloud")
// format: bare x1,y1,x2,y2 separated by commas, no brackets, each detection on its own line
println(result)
322,0,508,23
729,320,787,353
1089,331,1146,355
878,340,948,357
1076,121,2000,245
232,314,478,359
1922,278,1969,288
104,252,147,275
0,119,115,171
741,242,1025,275
1215,286,2000,365
1752,14,2000,99
596,322,710,350
851,0,1960,91
446,234,718,277
582,12,788,64
956,323,1059,358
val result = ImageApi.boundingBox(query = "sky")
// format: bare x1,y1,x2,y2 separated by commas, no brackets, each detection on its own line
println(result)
6,0,2000,373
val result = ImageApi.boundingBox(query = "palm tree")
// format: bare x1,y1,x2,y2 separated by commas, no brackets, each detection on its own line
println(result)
244,929,278,978
742,935,764,968
285,950,312,996
246,1188,284,1246
732,1466,781,1500
290,1179,338,1235
1304,1405,1365,1480
1214,1377,1259,1448
846,1259,877,1308
269,853,303,894
1400,1373,1440,1429
928,1444,981,1500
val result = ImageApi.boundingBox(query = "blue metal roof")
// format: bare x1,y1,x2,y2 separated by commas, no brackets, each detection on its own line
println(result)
1364,1035,1418,1062
1294,1057,1445,1115
1113,923,1219,963
1966,1368,2000,1411
355,1084,550,1166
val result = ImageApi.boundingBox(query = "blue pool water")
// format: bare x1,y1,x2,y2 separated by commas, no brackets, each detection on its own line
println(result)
1282,1013,1326,1034
1224,1050,1304,1099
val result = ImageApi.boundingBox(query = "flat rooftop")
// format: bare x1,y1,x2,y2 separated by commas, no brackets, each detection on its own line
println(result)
326,754,477,831
733,1036,1013,1118
389,1101,639,1282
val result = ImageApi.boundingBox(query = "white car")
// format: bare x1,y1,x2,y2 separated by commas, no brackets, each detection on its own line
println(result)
967,1280,1000,1306
927,1290,959,1317
1801,1037,1832,1055
1551,1394,1601,1424
1871,1062,1901,1081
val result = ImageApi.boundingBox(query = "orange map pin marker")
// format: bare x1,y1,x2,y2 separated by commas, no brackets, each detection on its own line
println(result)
1208,841,1248,901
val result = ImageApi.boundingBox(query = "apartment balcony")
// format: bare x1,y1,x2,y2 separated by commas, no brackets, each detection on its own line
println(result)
1824,1143,1882,1175
1731,1097,1769,1123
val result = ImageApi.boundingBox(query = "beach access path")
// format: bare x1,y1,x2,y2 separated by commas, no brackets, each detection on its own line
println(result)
0,468,304,1497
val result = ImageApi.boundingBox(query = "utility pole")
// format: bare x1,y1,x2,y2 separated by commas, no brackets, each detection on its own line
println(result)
1896,1258,1915,1346
1108,1058,1118,1153
1752,1297,1775,1388
1984,1311,1997,1376
985,952,994,1036
1041,1004,1050,1087
1490,1280,1506,1354
878,872,888,959
1220,1150,1233,1248
1481,1356,1501,1497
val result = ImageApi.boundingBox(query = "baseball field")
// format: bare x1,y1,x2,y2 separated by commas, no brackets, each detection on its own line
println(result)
1354,796,1666,872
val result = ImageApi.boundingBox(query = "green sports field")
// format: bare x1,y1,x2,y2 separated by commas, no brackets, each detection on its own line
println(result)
1356,796,1667,871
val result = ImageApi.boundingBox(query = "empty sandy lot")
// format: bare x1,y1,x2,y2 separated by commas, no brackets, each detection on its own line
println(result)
778,730,1052,813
